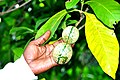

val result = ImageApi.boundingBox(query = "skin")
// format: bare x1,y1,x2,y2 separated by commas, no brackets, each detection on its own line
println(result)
23,31,63,74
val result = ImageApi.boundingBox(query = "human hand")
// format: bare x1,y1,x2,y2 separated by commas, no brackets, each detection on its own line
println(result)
23,31,63,74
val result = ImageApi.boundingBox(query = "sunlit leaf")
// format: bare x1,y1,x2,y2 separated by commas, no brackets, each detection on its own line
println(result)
35,18,49,31
85,0,120,28
39,78,46,80
35,10,67,42
65,0,79,9
84,12,119,79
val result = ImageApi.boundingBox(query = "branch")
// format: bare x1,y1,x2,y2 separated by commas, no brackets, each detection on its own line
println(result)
78,24,85,30
75,13,85,27
85,7,89,12
75,7,89,29
80,0,84,11
0,0,31,16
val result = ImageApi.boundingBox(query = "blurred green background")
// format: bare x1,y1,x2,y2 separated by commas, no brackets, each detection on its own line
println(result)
0,0,120,80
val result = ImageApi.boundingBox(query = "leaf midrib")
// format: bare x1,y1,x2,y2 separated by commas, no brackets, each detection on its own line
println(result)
87,14,110,65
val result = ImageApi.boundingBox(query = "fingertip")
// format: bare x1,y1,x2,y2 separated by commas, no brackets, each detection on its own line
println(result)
44,30,51,38
46,30,51,35
34,30,51,45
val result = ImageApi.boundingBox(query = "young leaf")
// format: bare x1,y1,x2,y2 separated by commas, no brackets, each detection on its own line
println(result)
84,12,119,79
35,10,67,42
85,0,120,28
61,14,71,29
65,0,79,9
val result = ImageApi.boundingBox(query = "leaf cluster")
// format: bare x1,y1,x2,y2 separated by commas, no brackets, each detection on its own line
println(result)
0,0,120,80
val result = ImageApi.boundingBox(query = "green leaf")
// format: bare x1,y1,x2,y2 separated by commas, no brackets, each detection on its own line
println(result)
35,18,49,31
65,0,80,9
9,27,34,40
0,1,6,6
12,47,24,61
85,0,120,28
60,20,66,30
84,12,119,79
67,68,73,76
61,14,71,29
45,0,57,7
67,20,78,25
4,17,16,26
35,10,67,42
9,27,34,34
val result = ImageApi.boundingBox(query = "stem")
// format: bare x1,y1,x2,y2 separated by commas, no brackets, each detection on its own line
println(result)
0,0,31,16
75,13,84,27
75,7,89,29
85,7,89,12
78,24,85,30
69,9,84,28
68,9,83,13
80,0,84,11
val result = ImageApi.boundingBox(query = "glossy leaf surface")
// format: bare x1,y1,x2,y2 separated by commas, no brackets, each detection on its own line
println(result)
65,0,79,9
86,0,120,28
35,10,67,42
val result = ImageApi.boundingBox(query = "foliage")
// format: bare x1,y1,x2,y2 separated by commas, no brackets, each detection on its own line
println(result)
85,0,120,28
35,9,67,42
84,12,119,79
65,0,80,9
0,0,120,80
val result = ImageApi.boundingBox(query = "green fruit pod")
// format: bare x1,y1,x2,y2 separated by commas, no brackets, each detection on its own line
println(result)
62,26,79,44
52,43,73,64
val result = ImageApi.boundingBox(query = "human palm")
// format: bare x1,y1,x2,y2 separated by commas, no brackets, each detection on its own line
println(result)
23,31,63,74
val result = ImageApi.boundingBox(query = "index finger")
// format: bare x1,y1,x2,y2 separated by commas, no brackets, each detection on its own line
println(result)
34,30,51,45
